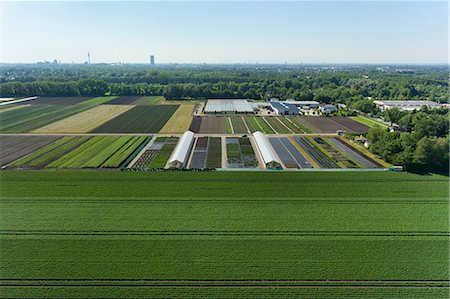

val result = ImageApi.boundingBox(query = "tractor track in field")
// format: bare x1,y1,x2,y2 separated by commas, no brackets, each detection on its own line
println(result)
1,230,447,237
1,279,448,288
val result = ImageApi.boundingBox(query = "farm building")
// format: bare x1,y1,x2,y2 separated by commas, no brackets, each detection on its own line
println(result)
167,131,195,168
283,100,320,109
253,131,282,168
319,104,337,114
373,100,445,111
270,102,300,115
204,99,256,114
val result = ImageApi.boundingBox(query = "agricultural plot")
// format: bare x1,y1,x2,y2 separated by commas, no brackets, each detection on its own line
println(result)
269,137,312,168
0,105,28,113
330,116,370,132
189,116,202,133
292,136,338,168
159,104,194,133
9,137,91,169
244,116,275,134
264,117,293,134
0,135,59,167
33,105,133,133
31,97,91,105
0,171,448,298
281,116,312,133
230,116,249,134
103,96,142,105
92,105,178,133
134,96,164,105
188,137,222,169
327,138,383,168
47,136,147,169
350,115,389,128
313,137,359,168
198,116,229,134
131,137,179,169
226,137,258,167
0,96,117,133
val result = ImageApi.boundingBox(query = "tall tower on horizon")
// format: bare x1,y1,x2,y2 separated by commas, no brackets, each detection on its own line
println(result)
150,55,155,65
87,51,91,64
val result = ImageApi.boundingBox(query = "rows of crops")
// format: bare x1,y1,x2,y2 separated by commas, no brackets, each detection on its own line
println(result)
188,137,222,168
130,137,179,169
0,96,117,132
226,137,258,168
0,171,448,298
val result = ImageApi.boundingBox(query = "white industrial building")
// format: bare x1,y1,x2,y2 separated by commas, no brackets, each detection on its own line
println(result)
319,104,337,114
253,131,282,168
373,100,444,111
167,131,195,168
204,99,256,113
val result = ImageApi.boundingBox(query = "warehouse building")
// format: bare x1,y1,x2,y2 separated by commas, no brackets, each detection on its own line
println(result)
373,100,444,111
167,131,195,168
253,131,282,168
270,101,300,115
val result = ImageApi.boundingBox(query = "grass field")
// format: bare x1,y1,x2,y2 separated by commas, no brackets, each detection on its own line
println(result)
350,115,390,128
0,97,117,133
159,104,194,133
33,105,133,133
0,171,448,298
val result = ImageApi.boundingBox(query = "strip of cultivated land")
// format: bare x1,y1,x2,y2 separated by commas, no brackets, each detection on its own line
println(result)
0,96,117,133
0,171,447,298
33,105,133,133
159,104,194,133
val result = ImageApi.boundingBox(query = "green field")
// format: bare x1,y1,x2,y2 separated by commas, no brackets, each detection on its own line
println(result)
350,115,389,128
0,171,447,298
0,97,116,133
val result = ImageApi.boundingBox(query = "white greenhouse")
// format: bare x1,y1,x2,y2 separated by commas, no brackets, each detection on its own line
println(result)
253,131,282,168
167,131,195,168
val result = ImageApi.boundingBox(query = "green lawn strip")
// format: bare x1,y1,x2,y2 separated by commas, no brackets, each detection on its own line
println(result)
0,238,447,281
0,286,448,299
1,171,447,199
102,136,147,168
81,137,133,168
47,137,109,168
350,116,389,128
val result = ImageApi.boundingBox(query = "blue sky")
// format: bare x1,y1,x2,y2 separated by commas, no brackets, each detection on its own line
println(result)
1,1,448,64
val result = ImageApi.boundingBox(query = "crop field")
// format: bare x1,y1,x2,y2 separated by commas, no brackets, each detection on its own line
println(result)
9,137,91,169
134,96,164,105
131,137,179,169
0,136,60,167
189,137,222,169
0,96,117,133
0,105,28,113
92,105,179,133
103,96,142,105
0,171,448,298
45,136,147,169
264,117,293,133
244,116,275,134
291,116,369,134
226,137,258,167
292,136,339,168
312,137,359,168
31,97,92,105
159,104,194,133
189,116,202,133
269,137,313,168
198,116,229,134
33,105,133,133
350,115,389,128
229,116,249,133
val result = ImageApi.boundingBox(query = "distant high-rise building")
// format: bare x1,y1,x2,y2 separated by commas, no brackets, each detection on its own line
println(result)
87,51,91,64
150,55,155,65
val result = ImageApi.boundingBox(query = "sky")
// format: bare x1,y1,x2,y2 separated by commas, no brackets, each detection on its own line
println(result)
1,1,448,64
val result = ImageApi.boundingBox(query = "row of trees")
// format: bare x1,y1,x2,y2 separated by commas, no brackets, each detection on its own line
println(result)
1,65,448,103
366,109,449,174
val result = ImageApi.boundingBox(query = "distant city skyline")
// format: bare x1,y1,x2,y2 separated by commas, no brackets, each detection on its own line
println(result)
1,1,448,64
